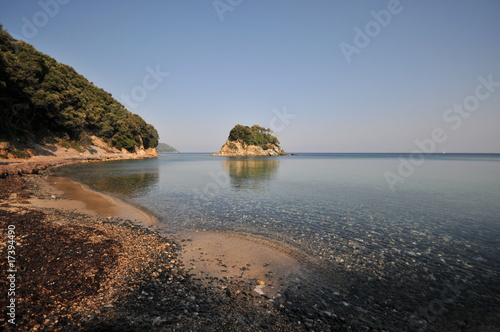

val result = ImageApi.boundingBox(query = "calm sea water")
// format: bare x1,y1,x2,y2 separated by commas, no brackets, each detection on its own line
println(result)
54,153,500,238
54,153,500,329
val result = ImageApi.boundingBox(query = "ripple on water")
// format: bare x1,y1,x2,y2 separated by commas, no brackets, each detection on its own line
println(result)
55,154,500,330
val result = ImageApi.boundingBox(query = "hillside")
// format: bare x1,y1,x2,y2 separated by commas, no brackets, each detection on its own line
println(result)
0,26,158,158
156,143,179,153
213,124,287,157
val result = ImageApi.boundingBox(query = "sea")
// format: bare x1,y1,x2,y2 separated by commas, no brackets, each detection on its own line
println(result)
54,153,500,330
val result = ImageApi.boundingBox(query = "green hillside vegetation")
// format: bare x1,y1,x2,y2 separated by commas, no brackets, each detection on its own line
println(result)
0,26,158,151
228,124,280,148
156,142,179,153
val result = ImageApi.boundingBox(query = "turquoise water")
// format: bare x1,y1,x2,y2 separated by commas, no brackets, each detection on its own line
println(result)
54,153,500,330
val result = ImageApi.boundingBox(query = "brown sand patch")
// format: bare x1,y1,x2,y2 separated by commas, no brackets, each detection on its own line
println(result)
27,176,157,227
1,175,343,331
28,176,308,299
179,231,306,298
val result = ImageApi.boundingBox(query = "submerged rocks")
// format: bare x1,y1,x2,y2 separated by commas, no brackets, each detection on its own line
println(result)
0,175,342,331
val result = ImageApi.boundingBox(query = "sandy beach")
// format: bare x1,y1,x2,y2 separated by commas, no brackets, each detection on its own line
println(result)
0,159,342,331
29,176,158,227
28,174,309,299
179,231,306,298
3,157,496,331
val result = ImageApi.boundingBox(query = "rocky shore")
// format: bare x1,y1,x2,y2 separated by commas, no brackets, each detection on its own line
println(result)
0,172,348,331
212,140,287,157
2,157,497,331
0,142,158,178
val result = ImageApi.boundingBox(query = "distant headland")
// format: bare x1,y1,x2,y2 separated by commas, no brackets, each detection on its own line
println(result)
212,124,287,157
156,143,179,153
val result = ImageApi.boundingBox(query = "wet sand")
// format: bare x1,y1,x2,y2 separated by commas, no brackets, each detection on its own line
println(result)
3,176,295,331
28,176,157,227
3,161,498,330
32,175,307,299
179,231,305,298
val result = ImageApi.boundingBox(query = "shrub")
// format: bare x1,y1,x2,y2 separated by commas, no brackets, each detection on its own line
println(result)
228,124,280,148
11,148,29,158
115,138,137,151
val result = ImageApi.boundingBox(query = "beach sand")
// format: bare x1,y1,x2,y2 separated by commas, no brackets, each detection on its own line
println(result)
2,155,497,331
1,151,307,297
31,175,307,299
28,176,158,227
1,173,341,331
179,231,305,298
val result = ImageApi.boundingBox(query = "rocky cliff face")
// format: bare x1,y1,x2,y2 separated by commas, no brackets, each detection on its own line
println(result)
0,136,158,160
213,140,287,157
0,138,158,178
89,136,158,158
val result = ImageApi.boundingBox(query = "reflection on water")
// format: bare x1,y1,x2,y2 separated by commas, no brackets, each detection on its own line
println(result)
53,153,500,330
223,158,280,190
53,159,160,198
86,172,159,197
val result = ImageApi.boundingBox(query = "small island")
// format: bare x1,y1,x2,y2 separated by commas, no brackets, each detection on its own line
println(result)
213,124,287,157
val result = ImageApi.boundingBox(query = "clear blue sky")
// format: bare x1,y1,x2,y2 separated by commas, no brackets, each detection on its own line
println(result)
1,0,499,152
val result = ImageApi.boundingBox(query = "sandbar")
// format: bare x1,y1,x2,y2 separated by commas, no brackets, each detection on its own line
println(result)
32,175,307,297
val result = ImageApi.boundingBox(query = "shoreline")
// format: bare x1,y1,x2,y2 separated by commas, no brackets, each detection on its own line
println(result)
33,173,311,300
0,158,343,330
30,176,159,227
177,230,307,298
2,155,498,331
0,143,158,178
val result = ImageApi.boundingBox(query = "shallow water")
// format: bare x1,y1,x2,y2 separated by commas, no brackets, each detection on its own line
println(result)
54,153,500,330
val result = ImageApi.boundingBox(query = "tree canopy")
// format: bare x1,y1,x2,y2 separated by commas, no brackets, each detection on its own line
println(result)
0,26,159,151
228,124,280,147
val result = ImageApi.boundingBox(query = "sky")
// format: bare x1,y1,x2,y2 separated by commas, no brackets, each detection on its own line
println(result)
1,0,499,153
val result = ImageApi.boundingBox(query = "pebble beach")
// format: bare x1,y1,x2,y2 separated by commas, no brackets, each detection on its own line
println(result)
1,154,499,331
0,167,347,331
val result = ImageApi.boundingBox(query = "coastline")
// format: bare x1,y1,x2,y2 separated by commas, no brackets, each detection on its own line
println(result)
30,173,309,299
0,153,496,331
0,143,158,179
0,157,342,331
178,230,306,298
30,176,158,227
25,172,308,295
